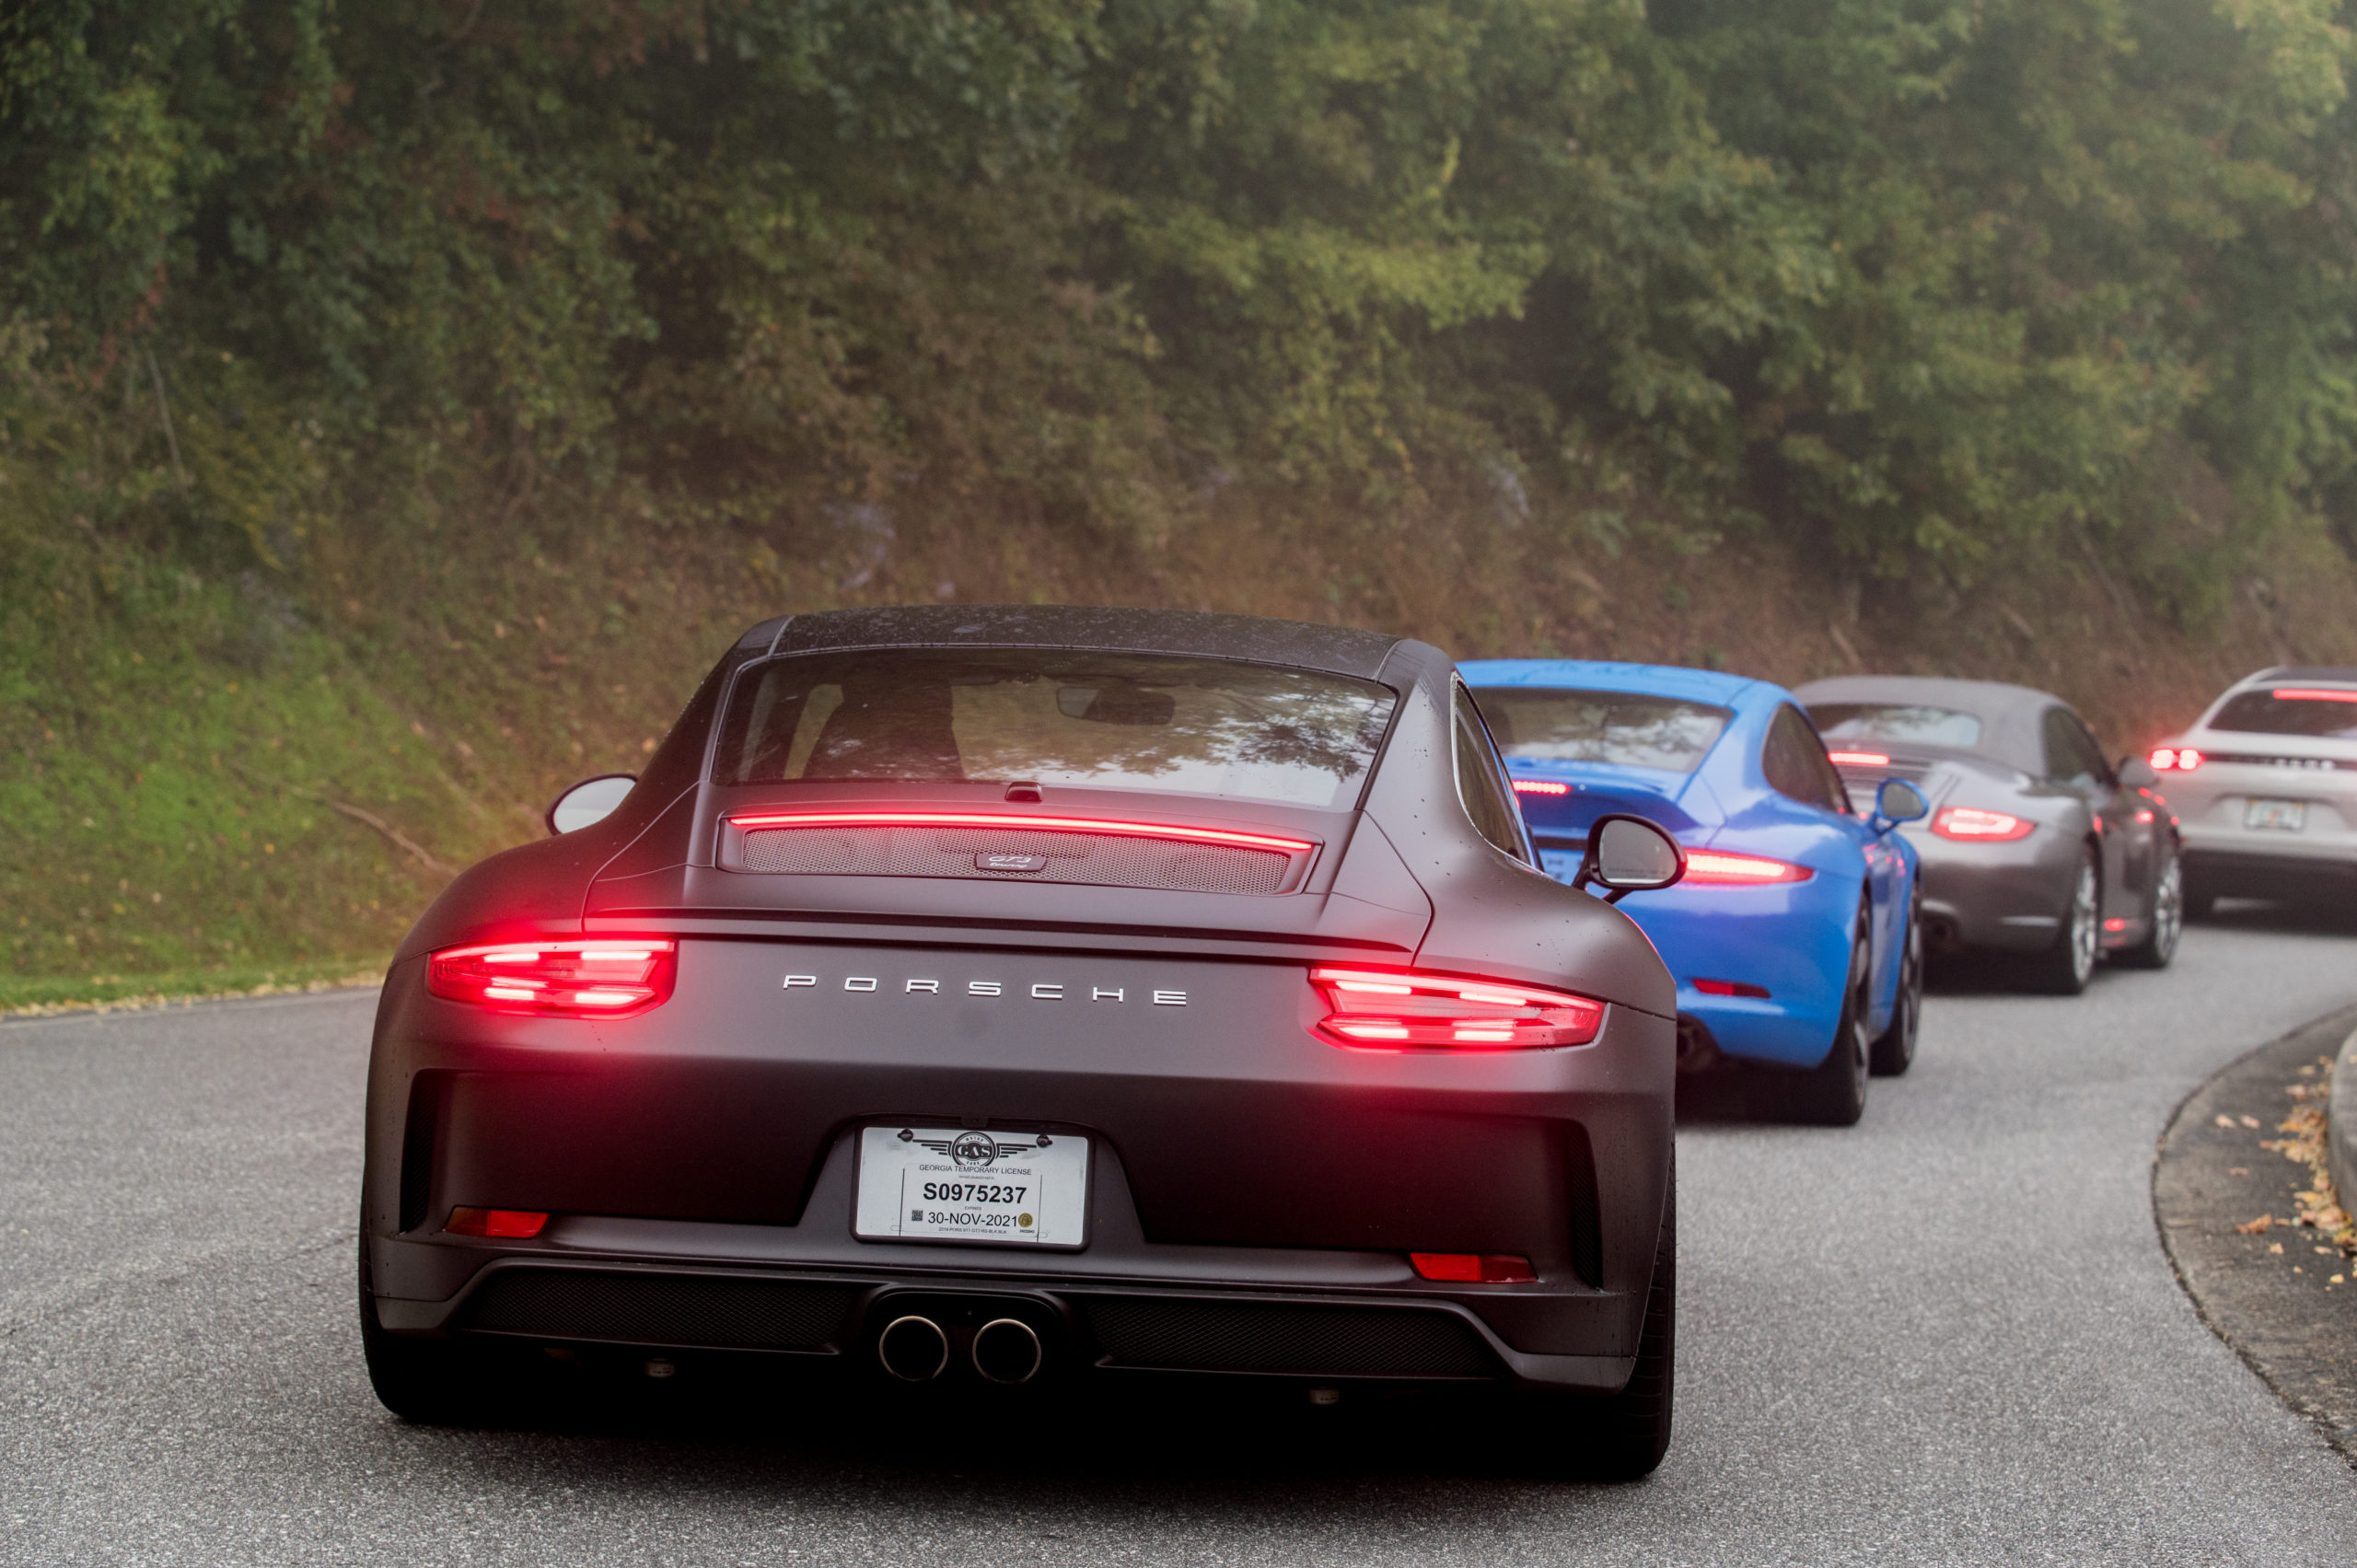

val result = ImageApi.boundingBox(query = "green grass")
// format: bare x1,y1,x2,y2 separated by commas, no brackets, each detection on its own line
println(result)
0,956,388,1016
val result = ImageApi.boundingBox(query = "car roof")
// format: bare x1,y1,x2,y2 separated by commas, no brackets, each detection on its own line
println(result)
735,606,1405,680
2243,666,2357,686
1457,658,1771,708
1790,674,2067,774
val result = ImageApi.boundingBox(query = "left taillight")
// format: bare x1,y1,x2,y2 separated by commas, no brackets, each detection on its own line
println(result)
1309,967,1605,1051
425,939,678,1018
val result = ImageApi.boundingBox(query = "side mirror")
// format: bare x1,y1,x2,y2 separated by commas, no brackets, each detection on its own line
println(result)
2116,754,2159,789
1873,777,1929,830
1574,814,1687,904
546,773,637,836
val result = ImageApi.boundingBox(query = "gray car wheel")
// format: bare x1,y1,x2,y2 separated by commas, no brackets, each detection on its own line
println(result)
2026,848,2100,995
2115,840,2182,970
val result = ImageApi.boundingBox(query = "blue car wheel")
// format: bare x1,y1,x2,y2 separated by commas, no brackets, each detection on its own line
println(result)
1871,885,1923,1076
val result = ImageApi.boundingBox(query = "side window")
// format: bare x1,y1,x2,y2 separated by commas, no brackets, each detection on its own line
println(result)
1453,684,1532,863
1764,705,1847,814
2042,707,2108,788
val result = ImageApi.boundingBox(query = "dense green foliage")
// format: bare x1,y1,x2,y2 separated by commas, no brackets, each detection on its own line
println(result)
6,0,2357,980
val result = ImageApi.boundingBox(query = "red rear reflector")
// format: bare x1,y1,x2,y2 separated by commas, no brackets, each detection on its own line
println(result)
1827,750,1890,767
1410,1252,1538,1283
1930,807,2033,841
2103,918,2127,932
1681,850,1813,885
446,1207,549,1238
1309,967,1605,1051
1511,779,1571,796
426,939,678,1018
1694,978,1771,999
726,810,1314,854
2149,747,2202,772
2270,688,2357,703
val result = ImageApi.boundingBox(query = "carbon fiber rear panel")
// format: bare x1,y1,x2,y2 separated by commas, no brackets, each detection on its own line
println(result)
1075,1296,1495,1377
457,1269,859,1352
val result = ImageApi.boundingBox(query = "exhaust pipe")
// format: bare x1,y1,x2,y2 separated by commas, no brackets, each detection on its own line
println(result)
970,1317,1044,1385
877,1315,951,1382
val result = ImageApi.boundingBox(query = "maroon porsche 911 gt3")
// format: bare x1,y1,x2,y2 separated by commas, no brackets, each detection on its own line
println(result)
358,606,1687,1476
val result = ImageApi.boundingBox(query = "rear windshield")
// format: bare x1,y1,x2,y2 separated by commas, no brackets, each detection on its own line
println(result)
714,649,1397,809
1470,688,1732,774
2209,688,2357,739
1807,702,1984,749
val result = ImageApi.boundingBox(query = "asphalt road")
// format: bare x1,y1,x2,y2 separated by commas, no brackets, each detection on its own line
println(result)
6,908,2357,1566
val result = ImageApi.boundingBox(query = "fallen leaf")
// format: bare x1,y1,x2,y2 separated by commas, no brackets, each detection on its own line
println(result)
2229,1167,2250,1176
2239,1115,2261,1129
2270,1242,2285,1254
2236,1214,2275,1234
2215,1114,2237,1128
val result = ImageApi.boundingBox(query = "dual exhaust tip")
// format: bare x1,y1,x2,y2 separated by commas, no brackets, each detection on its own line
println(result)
877,1313,1044,1385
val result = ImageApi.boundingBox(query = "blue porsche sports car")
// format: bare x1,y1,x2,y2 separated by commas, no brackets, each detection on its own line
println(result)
1461,661,1928,1124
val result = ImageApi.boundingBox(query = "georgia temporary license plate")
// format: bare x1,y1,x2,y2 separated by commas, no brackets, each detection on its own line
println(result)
853,1125,1088,1247
2245,797,2307,831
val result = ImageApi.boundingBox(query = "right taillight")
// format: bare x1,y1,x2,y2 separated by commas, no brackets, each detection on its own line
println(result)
1308,967,1606,1051
1931,807,2033,841
2150,747,2203,771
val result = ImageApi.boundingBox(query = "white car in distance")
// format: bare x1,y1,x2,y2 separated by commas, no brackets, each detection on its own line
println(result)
2147,666,2357,914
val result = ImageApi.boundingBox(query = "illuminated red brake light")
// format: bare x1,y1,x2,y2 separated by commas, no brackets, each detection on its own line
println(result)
2270,688,2357,703
1681,850,1813,885
425,939,678,1018
1411,1252,1538,1283
1308,967,1605,1051
726,810,1314,855
446,1207,549,1238
2149,747,2202,772
1827,750,1890,767
1931,807,2033,841
1511,779,1571,796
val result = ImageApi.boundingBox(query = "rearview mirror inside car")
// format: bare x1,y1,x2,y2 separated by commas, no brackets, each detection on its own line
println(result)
1874,777,1929,827
1575,814,1687,904
546,773,637,836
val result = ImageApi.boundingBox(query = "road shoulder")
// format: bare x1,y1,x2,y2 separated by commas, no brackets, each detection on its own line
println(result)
2155,1005,2357,1465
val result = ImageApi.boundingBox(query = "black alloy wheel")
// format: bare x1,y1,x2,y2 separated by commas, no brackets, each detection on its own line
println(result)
2026,847,2101,995
1870,887,1923,1076
2115,839,2183,970
1790,916,1872,1125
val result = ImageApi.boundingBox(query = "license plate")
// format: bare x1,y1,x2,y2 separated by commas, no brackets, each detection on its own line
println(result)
853,1125,1088,1247
2245,797,2307,831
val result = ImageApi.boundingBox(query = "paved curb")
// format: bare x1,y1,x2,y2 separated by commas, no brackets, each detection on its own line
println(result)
2154,1005,2357,1466
2335,1028,2357,1239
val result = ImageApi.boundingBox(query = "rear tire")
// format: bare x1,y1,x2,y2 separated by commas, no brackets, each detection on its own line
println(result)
1586,1160,1675,1481
1790,920,1871,1125
358,1235,494,1424
1505,1156,1675,1481
2024,848,2100,995
1870,889,1922,1076
2114,839,2182,970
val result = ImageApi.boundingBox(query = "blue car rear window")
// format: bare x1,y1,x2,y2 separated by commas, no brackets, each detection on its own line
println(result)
1471,688,1731,774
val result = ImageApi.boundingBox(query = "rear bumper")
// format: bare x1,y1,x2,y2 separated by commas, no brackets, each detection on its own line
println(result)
1900,825,2081,953
368,1131,1634,1392
361,944,1674,1394
2181,845,2357,899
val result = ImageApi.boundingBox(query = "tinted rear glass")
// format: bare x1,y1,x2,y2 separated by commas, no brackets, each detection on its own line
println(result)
2209,688,2357,739
1807,702,1984,749
714,649,1397,809
1470,688,1732,774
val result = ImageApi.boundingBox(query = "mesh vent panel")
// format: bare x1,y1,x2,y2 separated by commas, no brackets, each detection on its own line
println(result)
738,825,1291,894
1077,1296,1493,1377
458,1269,858,1352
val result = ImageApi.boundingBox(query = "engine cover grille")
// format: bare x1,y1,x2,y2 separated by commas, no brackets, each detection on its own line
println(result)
737,823,1294,894
457,1269,859,1352
1075,1296,1495,1377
